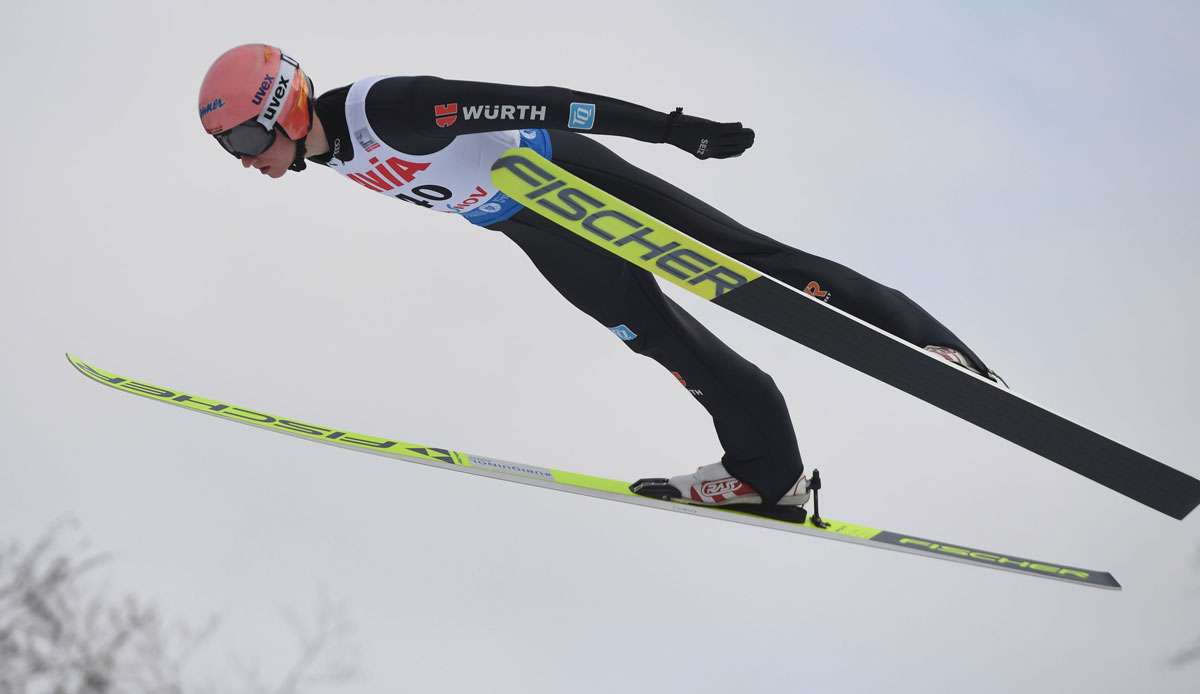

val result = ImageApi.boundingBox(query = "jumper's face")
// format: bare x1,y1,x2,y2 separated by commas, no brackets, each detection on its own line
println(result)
239,133,297,179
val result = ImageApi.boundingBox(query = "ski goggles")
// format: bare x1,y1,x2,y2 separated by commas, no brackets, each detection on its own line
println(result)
213,119,278,158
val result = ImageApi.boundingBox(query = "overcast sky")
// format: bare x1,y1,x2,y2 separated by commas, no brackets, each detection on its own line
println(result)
3,1,1199,691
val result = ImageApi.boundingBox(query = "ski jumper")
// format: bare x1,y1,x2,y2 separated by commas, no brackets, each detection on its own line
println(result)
309,76,990,504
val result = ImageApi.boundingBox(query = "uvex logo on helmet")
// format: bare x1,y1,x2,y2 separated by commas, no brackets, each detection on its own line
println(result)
251,74,276,105
253,52,301,133
262,75,291,121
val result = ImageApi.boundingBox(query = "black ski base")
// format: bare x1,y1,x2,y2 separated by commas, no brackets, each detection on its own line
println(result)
714,279,1200,520
630,478,811,525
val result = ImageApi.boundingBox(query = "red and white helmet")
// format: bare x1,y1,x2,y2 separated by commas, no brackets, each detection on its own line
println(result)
198,44,313,159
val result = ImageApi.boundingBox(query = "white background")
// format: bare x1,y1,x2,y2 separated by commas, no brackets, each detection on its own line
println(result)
2,1,1198,691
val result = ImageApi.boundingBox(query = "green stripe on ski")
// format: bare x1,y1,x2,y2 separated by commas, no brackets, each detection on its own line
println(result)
65,354,1119,590
490,149,762,301
551,470,638,496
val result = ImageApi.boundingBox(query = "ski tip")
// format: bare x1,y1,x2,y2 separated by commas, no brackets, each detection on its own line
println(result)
65,353,91,375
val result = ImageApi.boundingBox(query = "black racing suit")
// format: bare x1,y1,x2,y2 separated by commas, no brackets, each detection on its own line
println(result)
310,77,990,504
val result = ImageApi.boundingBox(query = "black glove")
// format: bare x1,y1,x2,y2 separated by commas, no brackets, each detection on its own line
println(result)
662,107,755,159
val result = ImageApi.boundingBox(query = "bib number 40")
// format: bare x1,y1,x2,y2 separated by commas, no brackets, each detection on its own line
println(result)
396,184,489,212
395,185,451,208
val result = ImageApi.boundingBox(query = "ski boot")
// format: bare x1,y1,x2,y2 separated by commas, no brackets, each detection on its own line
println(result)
924,345,1009,388
630,462,827,527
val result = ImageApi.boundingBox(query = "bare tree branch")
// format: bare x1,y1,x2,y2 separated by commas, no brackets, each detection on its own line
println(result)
2,519,358,693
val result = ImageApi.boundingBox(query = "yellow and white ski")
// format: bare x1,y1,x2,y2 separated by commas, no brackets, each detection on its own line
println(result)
68,354,1119,590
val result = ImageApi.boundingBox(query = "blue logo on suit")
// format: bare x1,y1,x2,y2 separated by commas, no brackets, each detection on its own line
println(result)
568,102,596,130
609,324,638,341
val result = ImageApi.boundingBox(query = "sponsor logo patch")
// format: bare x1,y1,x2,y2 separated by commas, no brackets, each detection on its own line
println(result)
354,127,380,152
445,185,490,212
434,102,458,128
253,54,298,132
472,104,546,122
892,537,1094,582
803,281,831,302
568,102,596,129
490,152,759,301
344,156,431,194
69,358,461,464
609,324,638,341
262,76,289,120
469,457,554,480
199,97,225,117
700,478,742,496
252,73,276,106
435,103,547,126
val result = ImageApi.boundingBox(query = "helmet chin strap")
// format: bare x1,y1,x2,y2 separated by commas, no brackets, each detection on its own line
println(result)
288,136,308,172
